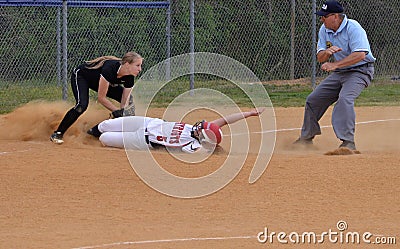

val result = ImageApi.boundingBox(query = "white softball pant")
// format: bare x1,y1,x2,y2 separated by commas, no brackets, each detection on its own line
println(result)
98,116,152,150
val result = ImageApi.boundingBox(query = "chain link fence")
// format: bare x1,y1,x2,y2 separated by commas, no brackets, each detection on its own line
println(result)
1,0,400,113
184,0,400,82
0,0,170,112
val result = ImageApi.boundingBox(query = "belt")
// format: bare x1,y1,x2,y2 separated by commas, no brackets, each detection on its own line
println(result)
348,62,374,70
145,128,150,144
144,128,164,149
335,62,374,72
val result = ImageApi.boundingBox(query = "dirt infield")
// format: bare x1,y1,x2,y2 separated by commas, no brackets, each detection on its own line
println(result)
1,102,399,249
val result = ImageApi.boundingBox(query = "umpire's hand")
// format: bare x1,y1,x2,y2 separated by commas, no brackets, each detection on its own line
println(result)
110,108,124,119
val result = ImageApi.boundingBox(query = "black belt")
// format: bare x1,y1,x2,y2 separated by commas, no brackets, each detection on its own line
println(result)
145,128,150,144
144,128,164,149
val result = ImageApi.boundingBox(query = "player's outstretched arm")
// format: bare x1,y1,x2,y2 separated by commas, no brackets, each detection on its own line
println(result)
97,76,119,112
211,107,266,128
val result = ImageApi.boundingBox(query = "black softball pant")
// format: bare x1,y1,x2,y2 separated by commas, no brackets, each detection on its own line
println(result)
55,68,124,134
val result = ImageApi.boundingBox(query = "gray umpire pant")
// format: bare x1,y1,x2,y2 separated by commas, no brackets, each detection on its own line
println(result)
300,64,374,142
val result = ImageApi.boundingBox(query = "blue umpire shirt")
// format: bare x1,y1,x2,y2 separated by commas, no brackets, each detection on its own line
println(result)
317,15,376,70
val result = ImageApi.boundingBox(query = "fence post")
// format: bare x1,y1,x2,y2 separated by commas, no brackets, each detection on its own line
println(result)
62,0,68,100
311,0,317,89
290,0,296,80
189,0,195,93
57,7,61,87
165,0,171,81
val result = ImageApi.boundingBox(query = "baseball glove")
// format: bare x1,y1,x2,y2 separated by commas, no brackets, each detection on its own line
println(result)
110,108,124,119
123,102,135,116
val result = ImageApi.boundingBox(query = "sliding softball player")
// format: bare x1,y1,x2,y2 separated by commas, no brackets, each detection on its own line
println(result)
91,108,265,153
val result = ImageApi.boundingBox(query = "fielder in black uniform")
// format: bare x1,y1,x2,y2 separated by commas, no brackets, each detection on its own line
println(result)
50,52,143,144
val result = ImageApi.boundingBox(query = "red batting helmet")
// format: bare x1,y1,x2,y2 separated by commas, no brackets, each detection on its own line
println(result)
199,121,223,145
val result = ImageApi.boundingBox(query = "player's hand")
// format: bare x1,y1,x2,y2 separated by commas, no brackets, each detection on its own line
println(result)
110,108,124,119
250,107,266,116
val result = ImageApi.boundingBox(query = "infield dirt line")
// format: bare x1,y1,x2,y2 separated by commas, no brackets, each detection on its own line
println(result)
0,149,31,156
229,118,400,136
72,235,256,249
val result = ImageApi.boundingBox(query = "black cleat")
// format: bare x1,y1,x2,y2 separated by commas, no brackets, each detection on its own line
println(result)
87,125,102,138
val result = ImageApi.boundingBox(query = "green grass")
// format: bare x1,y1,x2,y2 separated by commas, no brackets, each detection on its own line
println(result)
356,82,400,106
0,85,63,114
264,82,400,107
1,79,399,114
0,84,97,114
264,84,312,107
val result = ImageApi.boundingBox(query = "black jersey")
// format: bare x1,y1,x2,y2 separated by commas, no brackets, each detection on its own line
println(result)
76,60,134,89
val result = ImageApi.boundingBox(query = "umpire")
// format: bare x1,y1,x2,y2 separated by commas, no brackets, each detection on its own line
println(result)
294,1,375,150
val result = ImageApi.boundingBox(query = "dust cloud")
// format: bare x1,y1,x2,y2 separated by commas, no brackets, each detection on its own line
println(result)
324,147,361,155
1,104,399,153
0,101,109,145
269,106,400,155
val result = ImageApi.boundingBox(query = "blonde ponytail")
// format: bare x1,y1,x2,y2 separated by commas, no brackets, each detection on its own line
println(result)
85,52,142,69
85,56,121,69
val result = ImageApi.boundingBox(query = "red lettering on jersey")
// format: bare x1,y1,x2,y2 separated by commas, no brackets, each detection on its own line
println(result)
168,123,185,144
173,122,185,130
157,136,167,142
171,130,182,136
169,139,180,144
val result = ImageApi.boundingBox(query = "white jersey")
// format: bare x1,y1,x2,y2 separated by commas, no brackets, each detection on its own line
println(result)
146,118,202,153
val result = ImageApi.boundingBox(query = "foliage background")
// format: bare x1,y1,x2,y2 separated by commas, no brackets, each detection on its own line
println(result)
0,0,399,113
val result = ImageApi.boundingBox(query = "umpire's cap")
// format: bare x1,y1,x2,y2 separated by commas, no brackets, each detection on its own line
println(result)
316,1,344,16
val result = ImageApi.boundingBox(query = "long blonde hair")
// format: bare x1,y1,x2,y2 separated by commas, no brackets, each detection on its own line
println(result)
85,52,142,69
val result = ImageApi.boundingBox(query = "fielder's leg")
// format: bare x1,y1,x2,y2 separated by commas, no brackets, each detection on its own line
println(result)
51,68,89,144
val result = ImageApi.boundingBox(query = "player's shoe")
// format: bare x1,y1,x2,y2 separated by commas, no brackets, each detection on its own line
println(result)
293,137,313,145
87,125,102,138
50,131,64,144
339,140,356,150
